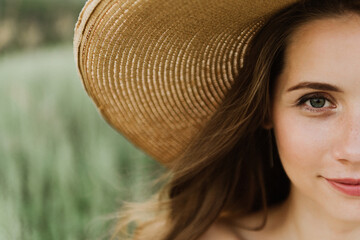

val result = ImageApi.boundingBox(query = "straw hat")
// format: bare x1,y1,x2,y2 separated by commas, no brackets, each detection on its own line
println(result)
74,0,296,165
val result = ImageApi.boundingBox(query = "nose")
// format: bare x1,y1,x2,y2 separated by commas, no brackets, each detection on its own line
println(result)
333,113,360,164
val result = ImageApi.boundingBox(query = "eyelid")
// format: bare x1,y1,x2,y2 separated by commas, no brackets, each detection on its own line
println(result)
296,92,334,104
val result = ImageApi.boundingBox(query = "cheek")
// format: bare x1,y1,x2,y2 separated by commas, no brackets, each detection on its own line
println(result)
272,111,331,179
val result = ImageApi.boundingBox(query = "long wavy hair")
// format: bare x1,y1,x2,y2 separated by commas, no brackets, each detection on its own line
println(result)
111,1,360,239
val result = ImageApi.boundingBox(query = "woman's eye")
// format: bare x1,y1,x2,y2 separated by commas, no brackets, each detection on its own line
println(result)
296,93,335,112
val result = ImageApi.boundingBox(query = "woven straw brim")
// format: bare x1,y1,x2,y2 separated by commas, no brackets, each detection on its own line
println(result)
74,0,295,164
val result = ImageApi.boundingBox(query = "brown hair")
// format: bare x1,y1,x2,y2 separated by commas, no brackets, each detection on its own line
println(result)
111,1,360,239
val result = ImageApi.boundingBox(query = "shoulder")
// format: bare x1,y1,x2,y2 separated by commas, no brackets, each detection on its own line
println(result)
198,220,245,240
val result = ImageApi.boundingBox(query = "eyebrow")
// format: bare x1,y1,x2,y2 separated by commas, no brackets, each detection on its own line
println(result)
286,82,343,93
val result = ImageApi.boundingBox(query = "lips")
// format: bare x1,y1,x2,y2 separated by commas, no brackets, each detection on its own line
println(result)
325,178,360,197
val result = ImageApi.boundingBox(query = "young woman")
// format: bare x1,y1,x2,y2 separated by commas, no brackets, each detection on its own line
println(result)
74,0,360,239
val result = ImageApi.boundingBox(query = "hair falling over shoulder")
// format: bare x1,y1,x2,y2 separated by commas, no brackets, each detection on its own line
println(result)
110,1,360,239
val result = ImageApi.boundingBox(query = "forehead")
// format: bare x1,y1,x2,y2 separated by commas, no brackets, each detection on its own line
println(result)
279,13,360,88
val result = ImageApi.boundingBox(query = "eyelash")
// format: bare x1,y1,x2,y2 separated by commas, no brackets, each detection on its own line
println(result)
295,92,336,113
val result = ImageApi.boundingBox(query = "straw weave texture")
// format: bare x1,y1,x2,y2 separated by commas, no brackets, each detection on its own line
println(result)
74,0,295,164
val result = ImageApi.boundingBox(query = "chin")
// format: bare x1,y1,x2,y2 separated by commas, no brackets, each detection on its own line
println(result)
324,196,360,223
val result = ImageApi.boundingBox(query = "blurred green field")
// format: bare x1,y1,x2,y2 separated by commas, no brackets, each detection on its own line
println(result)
0,45,163,240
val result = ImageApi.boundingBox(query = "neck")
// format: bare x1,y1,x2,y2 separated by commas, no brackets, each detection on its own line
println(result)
282,186,360,240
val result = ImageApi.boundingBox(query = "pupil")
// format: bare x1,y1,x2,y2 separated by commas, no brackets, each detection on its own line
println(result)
310,98,325,108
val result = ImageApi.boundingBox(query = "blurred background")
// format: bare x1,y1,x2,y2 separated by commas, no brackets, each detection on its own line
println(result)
0,0,163,239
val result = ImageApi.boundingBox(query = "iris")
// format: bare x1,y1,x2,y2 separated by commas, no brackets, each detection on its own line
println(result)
310,98,326,108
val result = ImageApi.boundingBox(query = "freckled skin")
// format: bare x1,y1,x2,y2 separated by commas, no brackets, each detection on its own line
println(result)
271,13,360,238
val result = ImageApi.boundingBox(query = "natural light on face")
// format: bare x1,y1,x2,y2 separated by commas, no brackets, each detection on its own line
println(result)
272,13,360,222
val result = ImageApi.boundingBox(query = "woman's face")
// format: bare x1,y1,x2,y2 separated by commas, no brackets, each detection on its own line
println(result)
272,13,360,221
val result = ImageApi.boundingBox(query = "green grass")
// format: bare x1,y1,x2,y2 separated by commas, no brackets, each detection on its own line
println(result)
0,45,163,240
